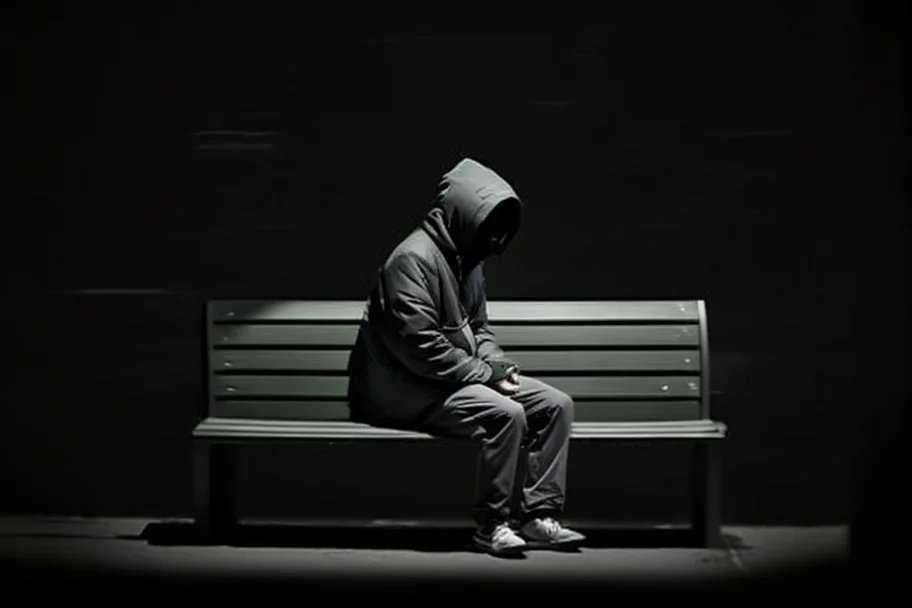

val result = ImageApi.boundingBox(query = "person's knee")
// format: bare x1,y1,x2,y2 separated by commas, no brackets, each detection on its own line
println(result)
553,390,575,422
494,399,527,432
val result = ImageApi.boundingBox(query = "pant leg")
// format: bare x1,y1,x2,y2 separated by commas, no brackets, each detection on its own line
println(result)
506,374,575,523
418,384,527,529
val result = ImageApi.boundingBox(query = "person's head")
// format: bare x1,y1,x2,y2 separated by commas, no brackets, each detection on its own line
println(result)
424,158,524,267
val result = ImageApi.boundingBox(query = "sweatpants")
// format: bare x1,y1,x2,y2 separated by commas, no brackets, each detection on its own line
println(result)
418,374,575,530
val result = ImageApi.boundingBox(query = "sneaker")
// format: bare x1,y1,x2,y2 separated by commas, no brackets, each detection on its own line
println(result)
472,522,528,555
519,517,586,548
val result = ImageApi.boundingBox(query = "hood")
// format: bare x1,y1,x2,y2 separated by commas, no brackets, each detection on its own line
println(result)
420,158,523,270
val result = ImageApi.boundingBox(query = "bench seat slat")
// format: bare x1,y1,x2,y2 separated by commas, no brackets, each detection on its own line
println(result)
209,399,703,422
212,349,702,373
211,324,700,348
209,300,701,322
214,375,701,399
192,417,727,441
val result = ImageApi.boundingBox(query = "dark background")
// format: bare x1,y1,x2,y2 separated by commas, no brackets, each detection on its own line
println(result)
6,3,905,532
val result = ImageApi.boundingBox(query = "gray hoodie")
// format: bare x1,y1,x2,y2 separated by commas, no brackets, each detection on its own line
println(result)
346,158,523,428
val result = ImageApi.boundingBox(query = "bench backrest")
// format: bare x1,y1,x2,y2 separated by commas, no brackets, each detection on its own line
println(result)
205,300,711,423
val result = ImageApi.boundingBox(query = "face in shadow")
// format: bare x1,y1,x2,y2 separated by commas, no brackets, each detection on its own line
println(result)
468,198,522,266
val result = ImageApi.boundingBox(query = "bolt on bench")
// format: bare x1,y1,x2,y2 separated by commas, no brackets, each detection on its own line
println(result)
193,299,727,547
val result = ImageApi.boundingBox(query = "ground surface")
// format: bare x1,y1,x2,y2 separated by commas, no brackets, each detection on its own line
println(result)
0,516,851,599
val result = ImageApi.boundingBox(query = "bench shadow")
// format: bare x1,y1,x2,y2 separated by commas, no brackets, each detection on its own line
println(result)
119,521,745,554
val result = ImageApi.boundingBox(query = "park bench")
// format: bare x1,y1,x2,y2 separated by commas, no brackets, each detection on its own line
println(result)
193,299,727,547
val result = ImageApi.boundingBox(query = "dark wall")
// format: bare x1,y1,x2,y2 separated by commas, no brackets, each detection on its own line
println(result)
8,4,903,526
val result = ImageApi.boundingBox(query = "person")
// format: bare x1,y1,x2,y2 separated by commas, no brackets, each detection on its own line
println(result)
346,157,585,556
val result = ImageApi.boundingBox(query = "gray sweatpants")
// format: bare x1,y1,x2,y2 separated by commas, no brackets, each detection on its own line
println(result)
418,374,575,529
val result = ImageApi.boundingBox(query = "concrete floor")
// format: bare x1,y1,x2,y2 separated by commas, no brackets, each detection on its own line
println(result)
0,516,850,599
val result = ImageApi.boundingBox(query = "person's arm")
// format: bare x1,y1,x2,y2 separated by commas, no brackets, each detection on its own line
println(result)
468,269,521,374
377,253,494,385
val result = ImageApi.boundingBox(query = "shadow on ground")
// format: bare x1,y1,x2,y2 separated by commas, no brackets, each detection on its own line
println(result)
119,521,745,552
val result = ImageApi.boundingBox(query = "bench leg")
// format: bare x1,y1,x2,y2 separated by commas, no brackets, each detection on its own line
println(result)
193,442,237,542
692,442,723,548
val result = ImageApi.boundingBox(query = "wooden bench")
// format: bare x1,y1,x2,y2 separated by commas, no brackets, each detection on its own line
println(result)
193,299,727,547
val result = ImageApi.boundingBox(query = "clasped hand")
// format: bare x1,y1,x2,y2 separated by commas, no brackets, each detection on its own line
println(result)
493,370,521,395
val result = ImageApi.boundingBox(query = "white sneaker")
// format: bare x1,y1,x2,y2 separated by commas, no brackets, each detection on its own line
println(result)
519,517,586,548
472,522,528,555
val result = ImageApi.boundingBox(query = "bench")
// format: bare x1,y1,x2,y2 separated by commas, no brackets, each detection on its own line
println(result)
193,299,727,547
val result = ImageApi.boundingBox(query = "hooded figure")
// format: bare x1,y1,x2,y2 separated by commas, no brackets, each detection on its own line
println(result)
346,157,524,426
345,157,585,555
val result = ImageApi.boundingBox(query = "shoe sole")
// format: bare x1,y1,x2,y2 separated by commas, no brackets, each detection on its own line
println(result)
521,537,586,550
471,536,529,556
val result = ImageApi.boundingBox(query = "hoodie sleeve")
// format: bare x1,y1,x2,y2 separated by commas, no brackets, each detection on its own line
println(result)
468,272,520,371
377,253,494,385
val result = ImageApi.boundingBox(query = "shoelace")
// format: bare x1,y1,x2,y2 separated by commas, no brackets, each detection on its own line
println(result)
492,523,515,542
538,517,562,537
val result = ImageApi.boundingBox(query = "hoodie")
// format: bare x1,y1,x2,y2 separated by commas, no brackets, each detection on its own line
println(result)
345,158,523,428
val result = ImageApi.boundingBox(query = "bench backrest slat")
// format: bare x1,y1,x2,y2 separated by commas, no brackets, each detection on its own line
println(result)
211,399,703,422
205,300,711,423
209,300,700,322
211,349,701,372
211,324,699,347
